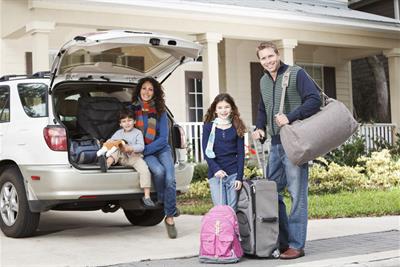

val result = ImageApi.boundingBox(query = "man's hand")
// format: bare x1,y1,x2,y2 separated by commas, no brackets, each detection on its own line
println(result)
275,114,289,127
252,129,265,140
214,170,227,179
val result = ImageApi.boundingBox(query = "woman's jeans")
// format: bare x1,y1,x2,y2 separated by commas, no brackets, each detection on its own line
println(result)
208,173,238,210
144,148,177,217
267,144,309,250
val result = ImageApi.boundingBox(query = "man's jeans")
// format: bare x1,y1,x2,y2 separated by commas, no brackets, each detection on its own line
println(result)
208,173,238,210
144,147,177,217
267,143,309,250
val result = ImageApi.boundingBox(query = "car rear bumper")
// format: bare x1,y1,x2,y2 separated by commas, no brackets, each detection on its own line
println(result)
20,162,194,202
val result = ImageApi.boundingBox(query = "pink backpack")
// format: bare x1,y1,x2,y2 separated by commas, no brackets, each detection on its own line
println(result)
199,205,243,263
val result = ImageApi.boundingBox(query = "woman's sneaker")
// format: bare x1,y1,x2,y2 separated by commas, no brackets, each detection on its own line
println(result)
142,196,155,207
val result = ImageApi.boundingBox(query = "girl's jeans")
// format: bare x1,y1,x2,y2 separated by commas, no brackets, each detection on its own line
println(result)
208,173,238,210
144,147,177,217
267,143,309,250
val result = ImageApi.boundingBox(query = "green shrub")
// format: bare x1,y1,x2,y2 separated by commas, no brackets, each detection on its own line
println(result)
357,149,400,189
324,136,367,167
374,132,400,159
244,165,263,179
309,158,365,194
180,179,210,200
192,163,209,182
310,150,400,194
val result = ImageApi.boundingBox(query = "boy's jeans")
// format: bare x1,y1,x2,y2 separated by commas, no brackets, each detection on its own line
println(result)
267,143,309,250
144,147,177,217
208,173,238,210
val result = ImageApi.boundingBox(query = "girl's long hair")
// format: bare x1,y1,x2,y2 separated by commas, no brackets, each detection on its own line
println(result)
204,93,247,137
132,77,166,117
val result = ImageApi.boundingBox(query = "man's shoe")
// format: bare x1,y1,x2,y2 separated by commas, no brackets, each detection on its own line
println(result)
164,218,177,239
98,155,107,173
280,247,289,254
280,248,304,260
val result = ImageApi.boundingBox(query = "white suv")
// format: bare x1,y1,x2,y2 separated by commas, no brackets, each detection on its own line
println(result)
0,30,201,237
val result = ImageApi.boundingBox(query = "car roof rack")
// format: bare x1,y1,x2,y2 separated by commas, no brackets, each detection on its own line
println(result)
0,71,51,82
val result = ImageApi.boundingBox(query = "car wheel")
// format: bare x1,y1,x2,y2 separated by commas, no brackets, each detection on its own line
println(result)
123,207,164,226
0,166,40,237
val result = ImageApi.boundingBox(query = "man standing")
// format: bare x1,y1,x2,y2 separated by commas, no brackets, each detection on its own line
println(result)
252,41,321,259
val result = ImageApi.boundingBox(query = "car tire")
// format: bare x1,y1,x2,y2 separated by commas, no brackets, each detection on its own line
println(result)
123,207,164,226
0,166,40,238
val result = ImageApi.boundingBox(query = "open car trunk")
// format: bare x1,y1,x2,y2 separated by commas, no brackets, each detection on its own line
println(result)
53,81,177,170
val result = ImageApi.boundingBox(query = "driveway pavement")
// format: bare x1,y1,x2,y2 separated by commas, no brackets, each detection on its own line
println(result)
0,211,399,267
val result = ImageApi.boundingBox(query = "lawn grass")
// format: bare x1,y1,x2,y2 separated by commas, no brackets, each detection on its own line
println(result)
177,188,400,218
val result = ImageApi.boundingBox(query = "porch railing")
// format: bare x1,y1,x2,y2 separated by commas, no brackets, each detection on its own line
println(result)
179,122,397,163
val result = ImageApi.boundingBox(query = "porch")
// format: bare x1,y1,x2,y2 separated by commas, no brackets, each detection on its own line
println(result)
179,122,397,163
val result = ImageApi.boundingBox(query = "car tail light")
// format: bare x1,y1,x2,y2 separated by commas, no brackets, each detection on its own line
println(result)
43,126,67,151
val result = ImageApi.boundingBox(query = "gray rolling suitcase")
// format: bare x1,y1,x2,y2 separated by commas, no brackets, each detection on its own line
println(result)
236,137,280,258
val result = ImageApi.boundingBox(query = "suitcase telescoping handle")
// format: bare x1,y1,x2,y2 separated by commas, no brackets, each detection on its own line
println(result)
219,175,223,205
251,132,267,178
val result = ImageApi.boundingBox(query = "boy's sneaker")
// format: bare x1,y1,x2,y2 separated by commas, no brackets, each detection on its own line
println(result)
98,155,107,173
142,196,155,207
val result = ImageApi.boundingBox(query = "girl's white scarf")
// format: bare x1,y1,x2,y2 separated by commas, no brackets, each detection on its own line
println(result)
205,117,232,158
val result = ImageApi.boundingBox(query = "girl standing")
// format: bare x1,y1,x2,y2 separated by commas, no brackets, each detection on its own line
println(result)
131,77,179,239
202,93,246,210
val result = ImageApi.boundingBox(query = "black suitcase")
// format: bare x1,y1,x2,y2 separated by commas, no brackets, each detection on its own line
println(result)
236,137,280,258
77,96,123,141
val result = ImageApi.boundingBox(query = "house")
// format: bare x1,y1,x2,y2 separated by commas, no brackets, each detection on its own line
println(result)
1,0,399,130
349,0,399,123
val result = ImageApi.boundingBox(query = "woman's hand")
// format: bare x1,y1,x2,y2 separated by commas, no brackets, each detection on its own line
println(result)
214,170,227,179
234,181,242,190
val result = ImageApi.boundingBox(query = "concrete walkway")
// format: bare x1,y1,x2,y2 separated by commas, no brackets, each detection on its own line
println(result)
0,211,399,267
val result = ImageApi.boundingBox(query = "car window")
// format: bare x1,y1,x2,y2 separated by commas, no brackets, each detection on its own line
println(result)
17,83,48,117
59,45,174,75
0,86,10,122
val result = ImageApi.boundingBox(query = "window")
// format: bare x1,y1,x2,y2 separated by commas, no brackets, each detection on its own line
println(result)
0,86,10,122
297,63,337,99
185,72,203,122
18,83,48,117
297,63,323,89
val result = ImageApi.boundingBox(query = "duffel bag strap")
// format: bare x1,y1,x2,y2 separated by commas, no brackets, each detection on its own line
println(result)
279,67,291,115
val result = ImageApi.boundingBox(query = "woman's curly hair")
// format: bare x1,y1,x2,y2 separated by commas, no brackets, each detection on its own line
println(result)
132,77,166,117
204,93,247,137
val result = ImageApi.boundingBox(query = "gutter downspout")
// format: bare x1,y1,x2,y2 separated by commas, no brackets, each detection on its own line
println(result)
395,0,400,20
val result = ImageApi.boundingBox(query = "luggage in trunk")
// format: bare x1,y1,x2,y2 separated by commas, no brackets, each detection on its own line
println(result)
77,96,123,141
70,136,100,164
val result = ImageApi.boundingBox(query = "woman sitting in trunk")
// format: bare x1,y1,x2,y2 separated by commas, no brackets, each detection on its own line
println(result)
130,77,179,239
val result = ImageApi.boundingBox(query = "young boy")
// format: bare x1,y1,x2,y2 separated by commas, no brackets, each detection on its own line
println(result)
102,108,155,207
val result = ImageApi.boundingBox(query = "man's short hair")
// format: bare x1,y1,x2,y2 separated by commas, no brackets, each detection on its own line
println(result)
119,108,135,121
256,41,279,59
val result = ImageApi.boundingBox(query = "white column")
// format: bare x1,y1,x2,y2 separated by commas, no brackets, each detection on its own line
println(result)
275,39,298,66
196,32,223,109
384,48,400,131
26,21,55,73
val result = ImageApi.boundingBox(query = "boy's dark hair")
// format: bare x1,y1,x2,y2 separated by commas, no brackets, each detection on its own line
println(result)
119,108,135,121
